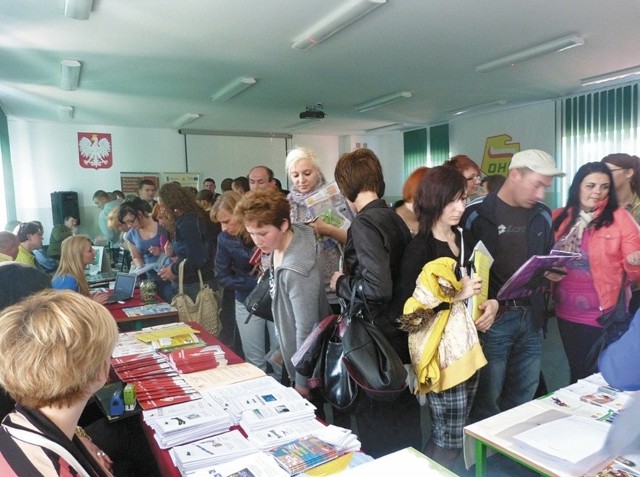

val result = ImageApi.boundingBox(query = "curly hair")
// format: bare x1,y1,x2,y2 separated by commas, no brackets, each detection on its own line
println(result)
158,182,212,234
234,187,291,229
414,166,466,234
54,235,92,296
0,290,118,408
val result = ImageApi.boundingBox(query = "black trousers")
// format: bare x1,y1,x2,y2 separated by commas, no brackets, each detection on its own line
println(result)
557,318,603,383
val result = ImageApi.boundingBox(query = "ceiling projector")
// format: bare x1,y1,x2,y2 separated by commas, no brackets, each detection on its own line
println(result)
299,109,325,119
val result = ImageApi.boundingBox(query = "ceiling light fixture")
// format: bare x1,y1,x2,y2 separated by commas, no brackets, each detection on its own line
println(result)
356,91,412,113
475,35,584,73
64,0,93,20
292,0,386,50
581,65,640,87
174,113,201,128
58,106,74,120
452,100,507,116
211,77,256,102
60,59,81,91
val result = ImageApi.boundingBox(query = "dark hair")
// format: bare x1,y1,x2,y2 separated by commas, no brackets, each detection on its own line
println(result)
138,179,156,190
553,162,618,232
203,178,215,185
158,182,212,234
334,148,385,202
92,190,109,201
16,222,42,242
117,198,151,223
220,178,233,191
196,189,215,204
414,166,466,234
232,176,250,194
481,174,506,194
601,153,640,194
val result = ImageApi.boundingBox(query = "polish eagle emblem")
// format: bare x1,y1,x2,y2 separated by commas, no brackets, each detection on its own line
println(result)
78,132,112,169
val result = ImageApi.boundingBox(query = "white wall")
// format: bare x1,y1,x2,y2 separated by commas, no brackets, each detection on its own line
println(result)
6,121,349,240
9,120,186,239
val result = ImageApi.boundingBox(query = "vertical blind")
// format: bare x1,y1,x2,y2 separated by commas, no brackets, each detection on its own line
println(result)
559,83,639,204
403,124,450,178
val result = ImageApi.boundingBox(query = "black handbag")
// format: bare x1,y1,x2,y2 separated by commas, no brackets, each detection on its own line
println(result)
243,268,273,323
291,313,340,378
585,279,633,374
320,318,358,411
342,283,408,402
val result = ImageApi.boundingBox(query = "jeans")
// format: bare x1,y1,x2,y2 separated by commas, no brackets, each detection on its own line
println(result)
234,299,277,372
470,306,543,422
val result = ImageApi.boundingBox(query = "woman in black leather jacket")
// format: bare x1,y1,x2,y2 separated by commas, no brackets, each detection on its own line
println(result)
330,148,422,458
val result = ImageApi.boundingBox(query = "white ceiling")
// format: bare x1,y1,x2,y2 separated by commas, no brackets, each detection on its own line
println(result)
1,0,640,136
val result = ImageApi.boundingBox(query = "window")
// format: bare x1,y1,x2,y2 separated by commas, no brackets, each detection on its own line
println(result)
559,83,639,205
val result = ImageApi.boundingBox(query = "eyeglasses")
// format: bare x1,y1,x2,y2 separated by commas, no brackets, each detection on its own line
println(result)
608,167,626,173
465,175,481,182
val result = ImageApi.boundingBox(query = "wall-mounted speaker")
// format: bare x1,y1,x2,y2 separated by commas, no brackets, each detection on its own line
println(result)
51,191,80,226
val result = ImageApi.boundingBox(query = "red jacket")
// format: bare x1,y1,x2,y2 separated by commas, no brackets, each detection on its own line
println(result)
552,207,640,311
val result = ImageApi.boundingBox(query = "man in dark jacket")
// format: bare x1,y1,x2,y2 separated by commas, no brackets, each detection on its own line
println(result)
462,149,565,422
330,148,421,458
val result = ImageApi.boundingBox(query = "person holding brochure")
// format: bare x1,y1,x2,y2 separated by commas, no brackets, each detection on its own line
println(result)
552,162,640,382
462,149,566,422
286,147,351,307
392,166,498,469
118,198,173,301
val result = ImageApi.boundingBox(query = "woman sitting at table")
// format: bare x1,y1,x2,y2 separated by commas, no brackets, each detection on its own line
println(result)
0,290,118,476
52,235,109,305
552,162,640,382
235,187,329,398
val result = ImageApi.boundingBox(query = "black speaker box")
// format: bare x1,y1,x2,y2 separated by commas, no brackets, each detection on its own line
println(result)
51,191,80,226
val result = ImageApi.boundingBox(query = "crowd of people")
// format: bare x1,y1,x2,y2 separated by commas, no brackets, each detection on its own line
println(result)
2,148,640,474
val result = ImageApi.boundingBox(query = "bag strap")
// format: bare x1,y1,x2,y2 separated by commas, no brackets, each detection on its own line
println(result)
197,269,205,290
5,427,94,477
177,259,186,294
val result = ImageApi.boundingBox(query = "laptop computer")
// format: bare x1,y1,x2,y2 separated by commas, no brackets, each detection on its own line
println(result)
104,273,138,304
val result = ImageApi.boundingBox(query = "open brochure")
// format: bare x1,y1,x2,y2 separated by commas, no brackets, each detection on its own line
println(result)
304,182,353,231
468,241,493,320
496,250,580,300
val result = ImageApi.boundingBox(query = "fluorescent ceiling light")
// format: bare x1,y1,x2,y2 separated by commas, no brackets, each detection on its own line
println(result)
287,119,322,132
452,100,507,116
581,65,640,87
292,0,386,50
60,59,81,91
211,77,256,102
58,106,74,120
365,123,403,133
64,0,93,20
174,113,201,128
356,91,412,112
476,35,584,73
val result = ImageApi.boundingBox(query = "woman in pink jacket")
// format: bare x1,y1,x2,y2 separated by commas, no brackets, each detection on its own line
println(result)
552,162,640,383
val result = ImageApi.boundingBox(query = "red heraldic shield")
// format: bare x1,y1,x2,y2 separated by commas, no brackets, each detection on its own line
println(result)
78,132,113,169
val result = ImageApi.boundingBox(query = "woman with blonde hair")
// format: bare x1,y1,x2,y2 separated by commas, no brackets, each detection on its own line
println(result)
211,191,276,371
52,235,109,305
0,290,118,476
286,146,351,305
